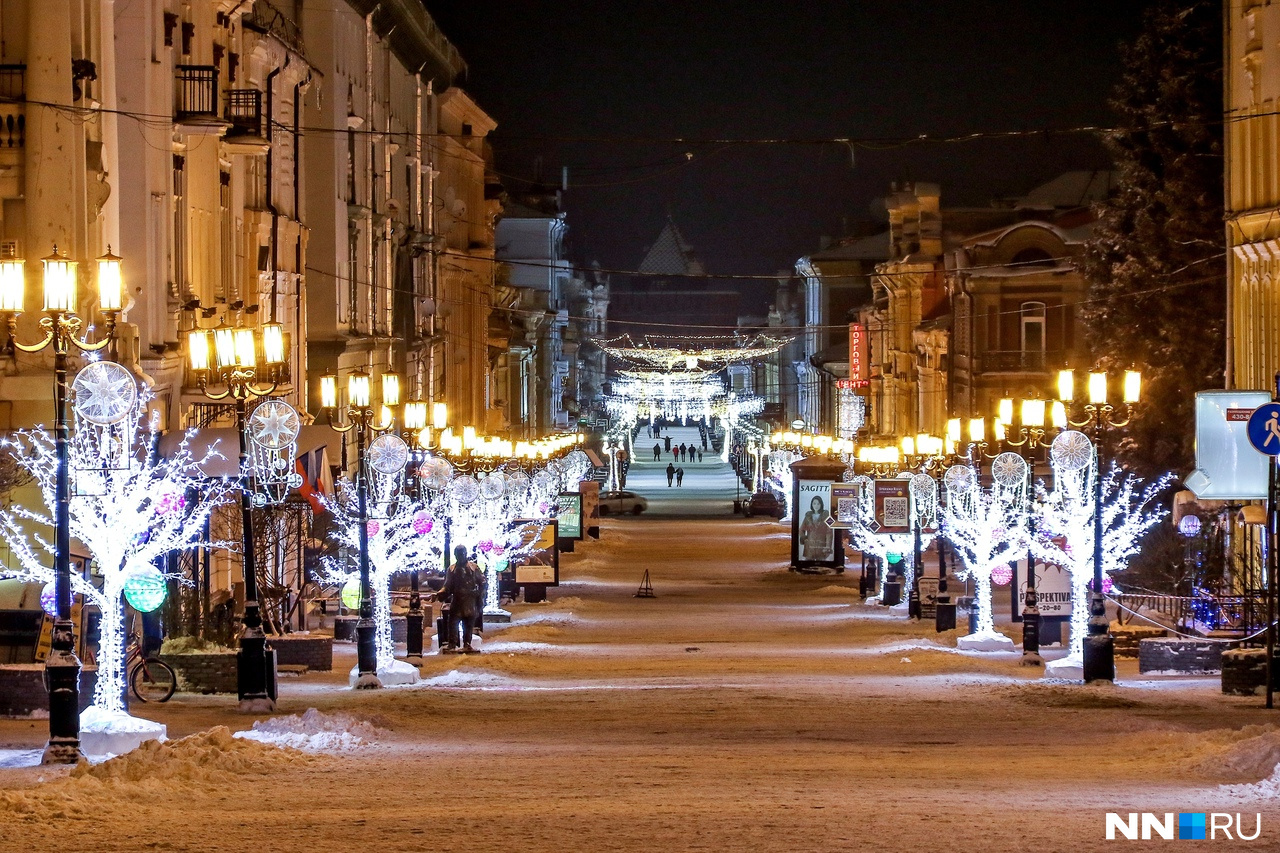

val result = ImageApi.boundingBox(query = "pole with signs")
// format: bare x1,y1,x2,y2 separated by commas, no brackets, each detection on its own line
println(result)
1246,396,1280,710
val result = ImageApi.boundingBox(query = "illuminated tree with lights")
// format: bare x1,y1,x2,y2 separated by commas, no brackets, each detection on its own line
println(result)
1033,442,1171,664
322,478,442,681
940,462,1027,648
0,390,229,718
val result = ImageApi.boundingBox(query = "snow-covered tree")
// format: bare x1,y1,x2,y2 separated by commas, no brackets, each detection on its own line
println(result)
842,475,932,600
322,478,442,683
0,399,229,716
766,449,801,521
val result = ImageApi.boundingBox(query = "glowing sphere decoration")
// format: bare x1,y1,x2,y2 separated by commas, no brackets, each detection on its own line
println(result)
155,490,186,516
418,456,453,491
990,564,1013,586
366,520,380,537
123,568,168,613
449,475,480,506
1179,515,1202,537
412,511,433,535
479,472,506,500
887,553,904,565
40,581,58,617
341,579,361,610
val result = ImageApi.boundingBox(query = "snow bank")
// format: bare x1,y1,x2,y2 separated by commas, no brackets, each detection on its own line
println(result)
235,708,387,752
79,707,166,757
347,658,420,687
420,668,518,689
956,631,1017,653
1219,763,1280,800
814,585,861,597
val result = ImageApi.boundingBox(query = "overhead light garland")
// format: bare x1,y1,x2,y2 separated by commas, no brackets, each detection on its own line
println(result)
597,333,791,370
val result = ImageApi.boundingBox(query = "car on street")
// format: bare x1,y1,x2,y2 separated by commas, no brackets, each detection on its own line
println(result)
599,490,649,515
743,490,784,518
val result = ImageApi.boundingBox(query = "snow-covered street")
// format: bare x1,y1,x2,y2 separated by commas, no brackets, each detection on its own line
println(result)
2,512,1279,852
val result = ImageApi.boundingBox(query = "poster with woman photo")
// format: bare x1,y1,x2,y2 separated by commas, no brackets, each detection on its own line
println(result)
797,480,834,562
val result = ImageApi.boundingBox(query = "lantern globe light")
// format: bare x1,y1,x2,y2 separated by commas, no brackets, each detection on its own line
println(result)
233,327,257,368
187,329,211,372
1051,400,1068,429
969,418,985,443
1088,372,1108,405
1123,370,1142,404
432,402,449,429
404,401,427,431
947,418,961,443
261,322,285,365
901,435,915,456
320,373,338,409
348,370,371,408
1022,398,1046,428
95,247,123,313
213,323,237,369
0,256,24,313
381,372,401,407
379,405,394,428
997,398,1014,426
994,420,1007,441
41,246,77,314
1057,369,1075,403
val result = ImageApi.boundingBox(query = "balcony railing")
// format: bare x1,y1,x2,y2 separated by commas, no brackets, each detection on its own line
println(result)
0,64,25,100
175,65,219,120
978,350,1062,373
225,89,263,137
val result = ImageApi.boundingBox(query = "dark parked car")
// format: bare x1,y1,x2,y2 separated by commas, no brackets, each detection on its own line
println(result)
744,491,783,518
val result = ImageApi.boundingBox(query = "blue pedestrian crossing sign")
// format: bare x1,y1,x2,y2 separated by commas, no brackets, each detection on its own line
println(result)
1246,403,1280,455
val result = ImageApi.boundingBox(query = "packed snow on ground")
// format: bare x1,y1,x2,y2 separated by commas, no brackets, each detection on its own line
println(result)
235,708,387,752
347,657,420,687
78,706,167,757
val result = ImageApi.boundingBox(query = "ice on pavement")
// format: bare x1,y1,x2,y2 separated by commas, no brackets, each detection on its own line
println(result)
235,708,387,752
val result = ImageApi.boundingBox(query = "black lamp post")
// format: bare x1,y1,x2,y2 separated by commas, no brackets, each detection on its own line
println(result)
319,368,402,688
0,246,121,763
1057,368,1141,683
400,400,448,663
188,317,287,712
995,396,1052,665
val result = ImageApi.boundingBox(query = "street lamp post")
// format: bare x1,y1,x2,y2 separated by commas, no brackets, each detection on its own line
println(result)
400,400,447,663
0,246,121,763
188,317,287,712
996,396,1052,665
319,368,401,688
1057,367,1141,683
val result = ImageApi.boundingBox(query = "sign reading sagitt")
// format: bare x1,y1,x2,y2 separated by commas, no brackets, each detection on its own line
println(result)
797,480,836,562
873,480,911,533
556,493,583,540
848,323,869,388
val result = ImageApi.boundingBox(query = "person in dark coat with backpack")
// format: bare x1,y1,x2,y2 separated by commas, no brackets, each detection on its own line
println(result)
438,545,483,653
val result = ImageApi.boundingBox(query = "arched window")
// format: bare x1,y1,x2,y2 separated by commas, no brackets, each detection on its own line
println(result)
1021,301,1046,368
1011,247,1055,267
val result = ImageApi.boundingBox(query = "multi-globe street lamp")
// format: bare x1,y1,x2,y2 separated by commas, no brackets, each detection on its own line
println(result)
401,399,448,662
187,317,288,712
0,246,122,763
1057,367,1141,683
318,368,408,689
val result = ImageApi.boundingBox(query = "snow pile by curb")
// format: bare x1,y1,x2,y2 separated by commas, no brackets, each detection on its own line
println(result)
1219,763,1280,800
235,708,387,752
79,707,167,757
420,668,517,689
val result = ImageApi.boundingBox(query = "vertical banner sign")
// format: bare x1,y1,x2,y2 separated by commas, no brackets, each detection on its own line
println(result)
873,480,911,533
514,519,559,586
797,480,836,562
578,479,600,520
848,323,869,387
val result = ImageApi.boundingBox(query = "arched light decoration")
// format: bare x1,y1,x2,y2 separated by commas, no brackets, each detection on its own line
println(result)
348,370,371,408
41,246,78,313
0,253,24,312
95,247,123,312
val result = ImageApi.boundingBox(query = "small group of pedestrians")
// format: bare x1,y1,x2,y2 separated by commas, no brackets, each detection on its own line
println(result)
669,443,703,463
665,462,685,487
434,545,485,653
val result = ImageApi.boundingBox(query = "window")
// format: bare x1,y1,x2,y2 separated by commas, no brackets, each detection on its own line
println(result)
1020,301,1046,369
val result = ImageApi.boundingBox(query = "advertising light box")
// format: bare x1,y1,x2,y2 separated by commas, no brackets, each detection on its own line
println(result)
1185,390,1271,500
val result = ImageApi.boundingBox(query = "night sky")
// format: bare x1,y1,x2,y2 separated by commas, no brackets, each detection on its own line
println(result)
429,1,1148,310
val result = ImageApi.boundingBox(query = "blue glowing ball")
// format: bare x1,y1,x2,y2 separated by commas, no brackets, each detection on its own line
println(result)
123,569,167,613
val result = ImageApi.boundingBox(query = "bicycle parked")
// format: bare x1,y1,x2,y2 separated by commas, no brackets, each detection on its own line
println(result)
127,631,176,703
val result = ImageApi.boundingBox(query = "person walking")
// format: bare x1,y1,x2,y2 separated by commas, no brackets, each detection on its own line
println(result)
676,466,685,487
664,435,671,452
698,449,703,463
666,462,675,487
438,545,483,653
680,443,688,462
653,442,661,461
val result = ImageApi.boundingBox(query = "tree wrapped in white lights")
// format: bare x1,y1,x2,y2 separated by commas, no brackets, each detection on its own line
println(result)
766,448,802,521
322,477,442,685
939,459,1027,651
0,390,229,730
1033,430,1171,671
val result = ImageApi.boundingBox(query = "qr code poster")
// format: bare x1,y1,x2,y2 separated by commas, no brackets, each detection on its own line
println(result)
881,496,909,528
836,496,859,522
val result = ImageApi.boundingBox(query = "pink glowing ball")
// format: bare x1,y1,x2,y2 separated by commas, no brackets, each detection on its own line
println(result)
366,521,380,537
412,512,433,536
991,565,1013,586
